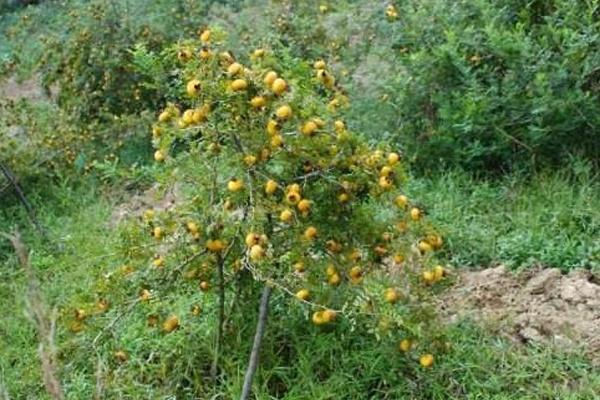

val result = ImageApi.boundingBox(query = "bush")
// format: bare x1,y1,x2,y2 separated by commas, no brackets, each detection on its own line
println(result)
383,0,600,174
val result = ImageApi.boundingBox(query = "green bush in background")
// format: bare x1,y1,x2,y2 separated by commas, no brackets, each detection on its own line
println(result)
383,0,600,175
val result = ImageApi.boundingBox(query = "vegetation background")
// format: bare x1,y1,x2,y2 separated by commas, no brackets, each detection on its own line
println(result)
1,0,598,398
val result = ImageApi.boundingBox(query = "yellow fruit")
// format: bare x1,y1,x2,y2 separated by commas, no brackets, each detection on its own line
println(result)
419,354,434,368
279,209,293,223
328,272,341,286
338,192,350,203
199,280,211,291
199,47,212,60
199,29,211,43
227,178,244,192
230,79,248,91
178,49,192,62
295,289,310,301
140,289,152,302
250,96,266,109
418,241,433,253
384,288,400,304
186,79,201,96
325,240,342,253
379,165,393,177
252,48,265,58
427,234,444,249
293,261,305,272
162,315,180,333
271,78,287,95
114,350,128,362
244,154,257,165
152,126,162,138
423,270,435,284
262,70,277,85
395,195,408,209
433,265,445,280
249,244,265,261
227,62,243,76
219,51,234,64
399,339,411,352
152,226,163,239
285,191,301,205
288,183,302,194
312,311,326,325
304,226,318,240
270,134,284,148
191,305,202,316
74,308,87,321
301,120,318,136
319,4,328,13
410,207,422,221
349,266,362,279
245,232,261,247
154,150,166,162
378,175,393,189
316,69,335,88
275,104,292,120
388,152,400,165
314,59,327,70
297,199,311,213
267,119,280,135
393,254,405,264
334,120,345,131
182,109,195,125
322,309,337,322
152,256,165,268
265,179,278,195
187,221,199,234
96,299,109,312
206,239,225,252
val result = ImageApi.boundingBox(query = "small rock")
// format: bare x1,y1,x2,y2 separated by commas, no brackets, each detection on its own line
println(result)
525,268,561,294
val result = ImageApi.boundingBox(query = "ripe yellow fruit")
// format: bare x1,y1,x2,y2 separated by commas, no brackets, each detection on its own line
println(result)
297,199,311,213
304,226,318,240
252,48,265,58
316,69,335,88
422,270,435,284
152,126,162,138
178,49,192,62
230,79,248,91
199,280,211,291
279,209,293,223
206,239,225,252
338,192,350,203
250,96,266,109
191,305,202,316
114,350,128,362
384,288,400,304
265,179,278,195
326,264,337,276
328,272,341,286
152,226,163,239
186,79,201,97
388,152,400,165
319,4,328,13
399,339,411,352
313,59,327,70
244,154,257,165
270,134,284,148
378,175,393,189
433,265,445,280
187,221,199,235
379,165,393,177
249,244,265,261
288,183,302,194
227,62,243,76
227,178,244,192
162,315,180,333
410,207,422,221
349,266,362,279
154,150,166,162
199,47,212,60
152,256,165,268
285,191,301,205
182,109,195,125
334,120,345,132
140,289,152,302
312,311,326,325
427,234,444,249
199,29,211,43
271,78,287,95
418,240,433,253
419,354,434,368
325,240,342,253
263,70,277,86
395,195,408,209
267,119,280,135
275,105,292,120
301,120,318,136
393,253,405,264
74,308,87,321
245,232,261,247
293,261,305,272
295,289,310,301
322,309,337,322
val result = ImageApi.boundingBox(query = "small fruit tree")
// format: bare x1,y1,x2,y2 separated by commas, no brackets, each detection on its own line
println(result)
148,27,446,397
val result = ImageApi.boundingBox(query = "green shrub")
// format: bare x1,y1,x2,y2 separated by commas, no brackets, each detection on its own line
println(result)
383,0,600,174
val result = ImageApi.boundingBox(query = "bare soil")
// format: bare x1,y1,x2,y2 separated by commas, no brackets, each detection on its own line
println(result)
442,265,600,364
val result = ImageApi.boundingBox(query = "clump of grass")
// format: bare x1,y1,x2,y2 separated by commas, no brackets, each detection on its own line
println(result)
407,165,599,270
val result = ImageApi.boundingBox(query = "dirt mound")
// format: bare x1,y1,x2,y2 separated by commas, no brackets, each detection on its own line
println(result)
109,184,183,227
443,266,600,363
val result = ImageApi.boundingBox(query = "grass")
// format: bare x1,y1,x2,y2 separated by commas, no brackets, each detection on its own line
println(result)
1,175,599,398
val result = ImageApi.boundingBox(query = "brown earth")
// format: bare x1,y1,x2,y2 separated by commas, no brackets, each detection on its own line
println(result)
442,265,600,364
